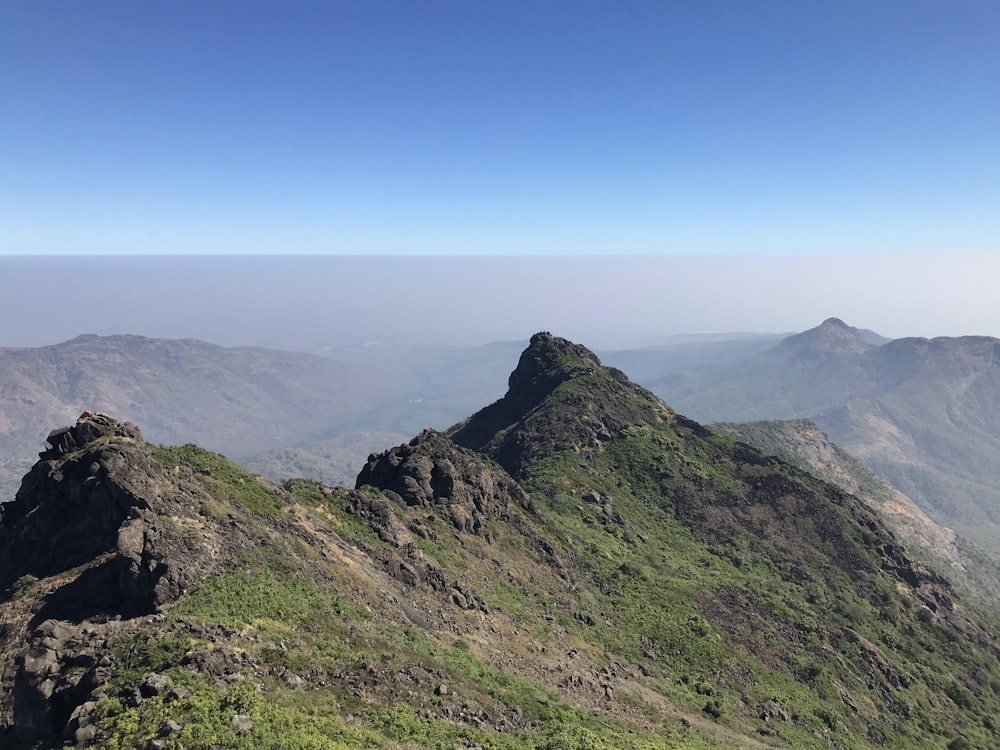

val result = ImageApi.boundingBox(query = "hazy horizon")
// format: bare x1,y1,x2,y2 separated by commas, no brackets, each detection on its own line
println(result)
4,6,997,352
1,253,998,352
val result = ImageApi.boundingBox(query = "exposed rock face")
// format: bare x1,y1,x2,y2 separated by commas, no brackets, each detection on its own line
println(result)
353,429,543,612
1,413,150,592
449,332,673,477
0,412,216,747
0,412,210,612
356,429,532,536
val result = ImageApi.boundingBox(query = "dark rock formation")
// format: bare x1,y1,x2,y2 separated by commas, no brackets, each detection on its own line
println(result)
449,332,673,477
357,429,532,537
0,412,218,747
0,412,211,613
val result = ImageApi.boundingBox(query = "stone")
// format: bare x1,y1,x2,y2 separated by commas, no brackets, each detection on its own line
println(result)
159,719,184,736
760,699,789,722
356,431,533,535
75,725,99,745
137,673,173,699
231,714,253,735
0,412,212,613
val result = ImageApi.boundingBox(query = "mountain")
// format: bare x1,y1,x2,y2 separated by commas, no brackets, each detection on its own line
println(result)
656,321,1000,543
598,333,788,390
0,335,525,500
712,418,1000,615
771,318,890,356
0,334,391,493
4,336,1000,749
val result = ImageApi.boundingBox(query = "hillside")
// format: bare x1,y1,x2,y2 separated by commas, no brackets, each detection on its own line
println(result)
0,335,521,501
656,319,1000,542
712,419,1000,615
3,336,1000,749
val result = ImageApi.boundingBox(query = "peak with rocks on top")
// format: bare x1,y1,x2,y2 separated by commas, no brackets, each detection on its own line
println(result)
448,332,675,478
0,412,235,745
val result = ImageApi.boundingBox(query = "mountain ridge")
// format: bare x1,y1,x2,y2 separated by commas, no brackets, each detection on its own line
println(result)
3,335,1000,748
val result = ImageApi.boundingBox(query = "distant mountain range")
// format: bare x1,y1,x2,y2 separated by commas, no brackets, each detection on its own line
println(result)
0,335,522,499
654,318,1000,544
5,319,1000,554
0,335,393,498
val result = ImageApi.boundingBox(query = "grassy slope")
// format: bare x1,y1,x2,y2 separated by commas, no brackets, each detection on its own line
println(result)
89,443,727,750
712,419,1000,618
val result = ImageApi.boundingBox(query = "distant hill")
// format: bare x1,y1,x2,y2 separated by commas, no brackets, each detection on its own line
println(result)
0,334,394,499
599,332,787,387
240,430,411,488
0,335,526,501
656,319,1000,543
5,337,1000,748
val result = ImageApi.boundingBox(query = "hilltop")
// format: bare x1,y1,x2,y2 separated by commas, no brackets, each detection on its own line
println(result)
2,335,1000,749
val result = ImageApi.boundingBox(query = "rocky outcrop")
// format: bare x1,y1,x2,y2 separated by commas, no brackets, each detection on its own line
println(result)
356,429,532,538
449,332,673,477
0,412,218,747
353,430,546,612
0,412,212,612
11,617,121,746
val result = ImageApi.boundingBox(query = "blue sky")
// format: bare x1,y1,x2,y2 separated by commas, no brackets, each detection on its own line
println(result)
2,1,998,255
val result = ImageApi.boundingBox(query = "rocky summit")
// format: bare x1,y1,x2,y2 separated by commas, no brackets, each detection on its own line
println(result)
3,335,1000,749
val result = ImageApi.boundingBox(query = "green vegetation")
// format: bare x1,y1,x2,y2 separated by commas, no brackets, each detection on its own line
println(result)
11,573,39,596
153,443,286,516
713,418,1000,619
516,415,1000,748
89,426,742,749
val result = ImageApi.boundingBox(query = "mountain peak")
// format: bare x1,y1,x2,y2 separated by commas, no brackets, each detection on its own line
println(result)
507,331,603,399
777,318,885,356
449,333,672,477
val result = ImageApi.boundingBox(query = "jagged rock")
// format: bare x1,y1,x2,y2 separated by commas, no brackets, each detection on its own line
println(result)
183,648,249,680
158,719,184,736
357,430,532,536
137,673,173,700
449,332,674,478
342,490,408,546
760,699,789,722
74,724,98,745
10,617,117,746
0,413,223,747
0,412,213,612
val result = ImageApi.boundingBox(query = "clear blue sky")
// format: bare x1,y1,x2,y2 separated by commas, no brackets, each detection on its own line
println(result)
2,1,998,255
